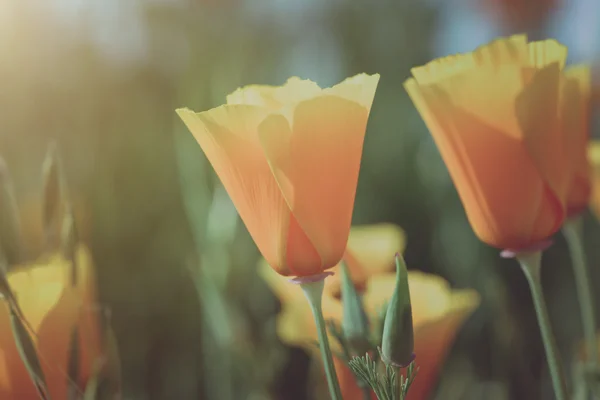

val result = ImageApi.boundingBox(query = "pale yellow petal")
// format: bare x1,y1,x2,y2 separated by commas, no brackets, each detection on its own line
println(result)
363,271,480,328
258,259,304,304
527,39,568,70
258,95,369,271
410,34,528,85
346,224,406,275
177,106,301,275
226,77,322,110
323,73,380,109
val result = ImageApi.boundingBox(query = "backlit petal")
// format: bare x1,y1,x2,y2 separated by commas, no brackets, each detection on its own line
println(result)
410,34,528,85
405,73,562,248
323,73,380,109
226,77,322,110
177,106,309,275
258,95,369,269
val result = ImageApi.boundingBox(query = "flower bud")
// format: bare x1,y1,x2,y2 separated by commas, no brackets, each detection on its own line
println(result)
340,261,370,354
381,253,415,367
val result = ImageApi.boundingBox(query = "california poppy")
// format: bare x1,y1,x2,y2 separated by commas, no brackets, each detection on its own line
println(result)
404,35,570,251
0,246,111,399
259,224,479,400
177,74,380,277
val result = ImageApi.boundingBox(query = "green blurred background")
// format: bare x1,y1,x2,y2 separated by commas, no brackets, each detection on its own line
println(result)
1,0,600,399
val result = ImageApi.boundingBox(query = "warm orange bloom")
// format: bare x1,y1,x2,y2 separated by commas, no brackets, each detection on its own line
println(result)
0,246,105,399
177,74,380,277
259,225,479,400
562,65,592,215
404,35,570,250
588,142,600,219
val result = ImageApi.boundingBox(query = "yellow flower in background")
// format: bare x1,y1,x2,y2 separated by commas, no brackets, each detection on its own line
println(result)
261,267,478,400
327,223,405,295
259,224,479,400
404,35,570,251
259,223,405,352
177,73,380,277
0,246,108,400
588,142,600,219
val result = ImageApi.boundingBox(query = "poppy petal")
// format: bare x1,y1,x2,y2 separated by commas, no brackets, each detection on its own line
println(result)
258,96,370,269
177,106,295,274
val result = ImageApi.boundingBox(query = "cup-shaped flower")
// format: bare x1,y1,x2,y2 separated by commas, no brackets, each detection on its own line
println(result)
404,35,570,251
562,65,592,215
0,246,108,399
177,74,380,277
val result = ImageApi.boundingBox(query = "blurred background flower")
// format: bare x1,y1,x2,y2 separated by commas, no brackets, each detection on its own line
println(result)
260,224,479,400
0,0,599,399
0,246,116,399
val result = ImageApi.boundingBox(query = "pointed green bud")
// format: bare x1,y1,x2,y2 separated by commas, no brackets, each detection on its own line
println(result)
381,253,415,368
0,158,22,265
340,261,371,354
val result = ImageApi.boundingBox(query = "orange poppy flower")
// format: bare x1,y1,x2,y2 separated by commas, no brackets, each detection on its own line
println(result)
404,35,570,250
259,224,479,400
562,65,592,215
177,74,380,277
0,246,108,399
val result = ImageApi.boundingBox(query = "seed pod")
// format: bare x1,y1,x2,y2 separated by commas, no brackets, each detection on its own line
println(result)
381,253,415,367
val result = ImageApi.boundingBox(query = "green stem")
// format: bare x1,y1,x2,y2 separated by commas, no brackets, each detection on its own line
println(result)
563,216,599,375
299,278,343,400
517,251,570,400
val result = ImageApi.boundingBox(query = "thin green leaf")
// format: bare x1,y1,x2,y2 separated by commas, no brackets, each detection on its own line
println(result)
9,305,50,400
0,159,22,265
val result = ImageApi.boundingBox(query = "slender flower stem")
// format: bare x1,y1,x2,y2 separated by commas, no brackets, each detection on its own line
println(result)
517,251,570,400
563,216,599,379
299,278,343,400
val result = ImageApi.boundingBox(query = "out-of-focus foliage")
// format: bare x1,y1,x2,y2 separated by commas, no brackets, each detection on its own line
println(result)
0,0,599,399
